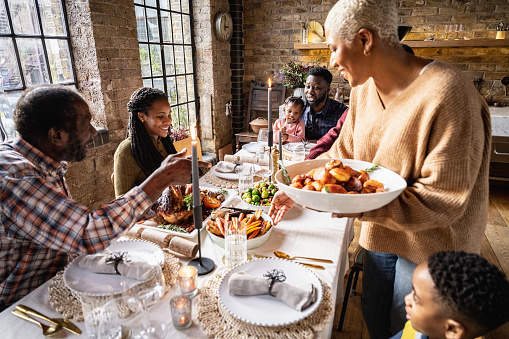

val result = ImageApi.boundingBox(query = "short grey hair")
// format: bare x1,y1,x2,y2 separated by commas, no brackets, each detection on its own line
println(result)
325,0,399,48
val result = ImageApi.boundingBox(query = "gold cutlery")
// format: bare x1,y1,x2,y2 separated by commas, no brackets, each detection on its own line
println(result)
274,251,333,263
253,255,324,269
16,304,82,335
12,309,62,336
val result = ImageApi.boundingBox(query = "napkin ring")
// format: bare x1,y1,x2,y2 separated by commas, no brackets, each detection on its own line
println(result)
105,251,129,275
264,269,286,297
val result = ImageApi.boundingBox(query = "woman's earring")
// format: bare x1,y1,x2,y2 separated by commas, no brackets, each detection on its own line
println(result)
140,118,145,123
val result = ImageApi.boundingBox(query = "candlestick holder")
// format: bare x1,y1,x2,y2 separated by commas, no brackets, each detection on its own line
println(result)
178,266,198,296
170,295,192,329
188,205,215,275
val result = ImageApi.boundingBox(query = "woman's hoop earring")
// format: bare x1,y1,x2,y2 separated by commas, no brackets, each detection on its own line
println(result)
364,50,370,56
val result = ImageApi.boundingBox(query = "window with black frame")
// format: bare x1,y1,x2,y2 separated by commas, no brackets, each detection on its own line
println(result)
134,0,197,132
0,0,76,142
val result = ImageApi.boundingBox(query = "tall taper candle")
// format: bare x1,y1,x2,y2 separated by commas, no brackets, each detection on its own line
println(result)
190,125,201,230
278,131,283,161
267,79,273,147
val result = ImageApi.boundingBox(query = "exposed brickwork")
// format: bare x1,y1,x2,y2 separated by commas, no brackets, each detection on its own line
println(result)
244,0,509,106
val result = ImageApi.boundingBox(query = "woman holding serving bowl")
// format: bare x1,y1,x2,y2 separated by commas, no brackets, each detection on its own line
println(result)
269,0,491,337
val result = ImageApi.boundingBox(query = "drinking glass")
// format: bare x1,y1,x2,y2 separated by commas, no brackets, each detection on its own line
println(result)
455,24,463,40
81,294,117,339
236,164,254,195
254,149,272,182
97,296,142,339
224,221,247,268
257,128,269,153
444,24,452,40
291,144,306,162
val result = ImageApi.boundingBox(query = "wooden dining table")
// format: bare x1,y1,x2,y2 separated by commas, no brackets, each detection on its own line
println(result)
0,177,354,339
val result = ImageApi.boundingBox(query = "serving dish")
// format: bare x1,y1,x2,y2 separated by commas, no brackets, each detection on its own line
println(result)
242,142,259,153
218,257,323,326
281,142,316,161
63,239,164,296
275,158,407,214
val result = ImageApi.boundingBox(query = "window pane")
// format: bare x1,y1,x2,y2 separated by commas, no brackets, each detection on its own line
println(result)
171,13,182,44
170,0,180,12
9,0,40,35
167,77,177,105
186,74,194,101
159,0,169,10
179,105,189,130
38,0,66,36
135,6,147,42
184,46,192,73
134,0,143,4
145,0,156,7
181,0,189,14
174,45,184,75
16,38,49,86
176,75,186,104
188,102,196,124
160,10,172,43
182,15,191,44
146,8,159,42
142,78,152,87
0,0,11,34
0,90,21,141
46,39,73,83
0,38,22,90
139,44,151,77
163,45,174,75
153,77,163,92
150,44,162,76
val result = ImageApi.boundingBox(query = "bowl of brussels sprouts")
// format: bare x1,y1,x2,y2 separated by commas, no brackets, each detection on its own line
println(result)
240,182,278,211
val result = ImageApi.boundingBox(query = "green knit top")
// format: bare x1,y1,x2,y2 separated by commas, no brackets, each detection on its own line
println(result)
113,137,169,198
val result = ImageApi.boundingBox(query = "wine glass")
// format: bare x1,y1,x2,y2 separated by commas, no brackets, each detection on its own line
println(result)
455,24,463,40
254,148,272,183
121,264,167,339
444,24,452,40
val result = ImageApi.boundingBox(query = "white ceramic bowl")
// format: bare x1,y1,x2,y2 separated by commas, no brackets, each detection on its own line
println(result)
207,213,273,250
275,158,407,214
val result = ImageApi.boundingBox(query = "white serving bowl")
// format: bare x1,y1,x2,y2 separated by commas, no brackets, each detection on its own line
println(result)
207,213,273,250
275,159,407,214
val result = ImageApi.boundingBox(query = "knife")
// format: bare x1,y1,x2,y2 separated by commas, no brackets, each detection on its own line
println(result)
16,305,82,335
253,255,325,270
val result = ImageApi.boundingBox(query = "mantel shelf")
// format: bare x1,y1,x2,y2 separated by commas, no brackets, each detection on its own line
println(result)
294,39,509,50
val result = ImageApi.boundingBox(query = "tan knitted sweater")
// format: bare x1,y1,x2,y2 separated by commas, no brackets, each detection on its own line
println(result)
113,137,169,198
318,60,491,264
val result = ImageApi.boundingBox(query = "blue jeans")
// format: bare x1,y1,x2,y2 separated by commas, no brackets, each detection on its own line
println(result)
361,250,417,339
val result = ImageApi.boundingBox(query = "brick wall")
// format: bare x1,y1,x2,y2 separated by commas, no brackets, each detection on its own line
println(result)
244,0,509,106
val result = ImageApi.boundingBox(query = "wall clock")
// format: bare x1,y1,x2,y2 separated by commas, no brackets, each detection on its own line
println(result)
214,11,233,42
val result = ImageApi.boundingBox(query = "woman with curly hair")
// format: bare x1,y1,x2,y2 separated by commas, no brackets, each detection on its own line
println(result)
114,87,178,198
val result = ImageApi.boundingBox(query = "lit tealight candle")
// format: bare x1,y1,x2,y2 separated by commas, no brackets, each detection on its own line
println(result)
170,295,192,329
178,265,198,296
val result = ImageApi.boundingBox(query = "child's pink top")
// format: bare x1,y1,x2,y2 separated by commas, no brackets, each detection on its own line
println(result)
273,117,305,143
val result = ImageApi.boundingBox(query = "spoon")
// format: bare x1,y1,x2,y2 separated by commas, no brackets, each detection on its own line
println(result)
16,305,82,335
274,251,333,263
12,309,62,336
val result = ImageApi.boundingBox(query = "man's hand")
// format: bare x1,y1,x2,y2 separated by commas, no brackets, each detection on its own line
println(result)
268,191,295,225
140,148,211,202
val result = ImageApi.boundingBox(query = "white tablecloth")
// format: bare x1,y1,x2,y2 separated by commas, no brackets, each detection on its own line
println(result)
0,179,354,339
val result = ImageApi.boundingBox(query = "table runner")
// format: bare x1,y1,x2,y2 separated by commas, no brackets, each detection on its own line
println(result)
197,271,333,338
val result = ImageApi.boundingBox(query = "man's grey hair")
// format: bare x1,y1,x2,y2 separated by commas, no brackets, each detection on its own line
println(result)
325,0,400,48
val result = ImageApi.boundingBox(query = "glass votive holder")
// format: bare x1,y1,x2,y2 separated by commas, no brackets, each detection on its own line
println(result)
178,266,198,296
170,295,192,329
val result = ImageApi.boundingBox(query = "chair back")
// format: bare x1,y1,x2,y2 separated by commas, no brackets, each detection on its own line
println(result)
173,137,202,160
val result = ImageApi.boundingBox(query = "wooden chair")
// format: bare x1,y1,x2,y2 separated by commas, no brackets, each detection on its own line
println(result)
338,245,366,332
246,81,286,131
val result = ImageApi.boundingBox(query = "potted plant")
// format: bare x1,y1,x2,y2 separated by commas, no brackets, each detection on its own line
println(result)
273,61,311,90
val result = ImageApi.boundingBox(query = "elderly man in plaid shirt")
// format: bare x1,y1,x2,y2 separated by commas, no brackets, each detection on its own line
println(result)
0,85,210,310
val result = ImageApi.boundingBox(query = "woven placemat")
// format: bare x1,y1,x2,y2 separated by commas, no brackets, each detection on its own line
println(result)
197,271,333,338
48,249,180,321
204,171,238,189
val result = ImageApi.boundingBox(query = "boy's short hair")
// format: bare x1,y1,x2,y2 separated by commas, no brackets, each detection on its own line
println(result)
307,67,333,85
284,96,305,111
428,251,509,335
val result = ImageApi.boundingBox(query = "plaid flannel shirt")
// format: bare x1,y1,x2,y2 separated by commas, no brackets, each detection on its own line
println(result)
0,138,153,306
302,97,348,141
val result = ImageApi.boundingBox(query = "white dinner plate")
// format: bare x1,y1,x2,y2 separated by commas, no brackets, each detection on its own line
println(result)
242,142,259,153
63,239,164,296
210,165,239,180
218,257,323,326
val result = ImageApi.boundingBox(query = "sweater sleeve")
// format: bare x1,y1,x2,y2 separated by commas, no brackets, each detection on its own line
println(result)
317,104,355,160
286,120,306,143
307,108,348,159
113,140,143,198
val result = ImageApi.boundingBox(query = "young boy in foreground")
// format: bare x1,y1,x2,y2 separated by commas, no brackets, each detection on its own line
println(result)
391,251,509,339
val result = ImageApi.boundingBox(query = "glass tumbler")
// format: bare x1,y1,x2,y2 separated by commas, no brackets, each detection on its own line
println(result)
237,164,254,195
224,222,247,268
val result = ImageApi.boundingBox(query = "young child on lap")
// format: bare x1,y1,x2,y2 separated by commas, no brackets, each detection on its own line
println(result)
392,251,509,339
273,96,305,144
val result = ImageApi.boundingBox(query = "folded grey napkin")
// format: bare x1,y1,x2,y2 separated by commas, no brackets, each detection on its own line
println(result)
78,250,156,281
215,161,238,173
228,270,317,311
